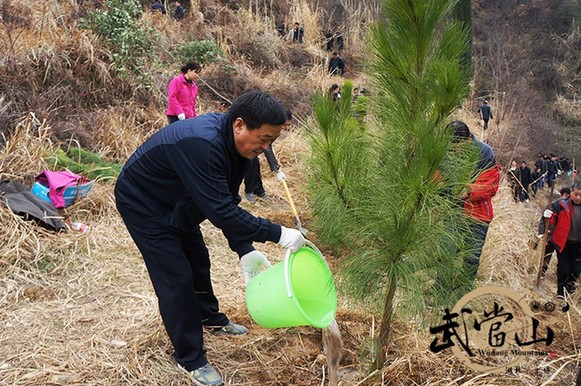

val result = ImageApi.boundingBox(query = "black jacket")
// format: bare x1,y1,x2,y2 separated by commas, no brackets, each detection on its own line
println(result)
328,57,345,76
115,113,281,256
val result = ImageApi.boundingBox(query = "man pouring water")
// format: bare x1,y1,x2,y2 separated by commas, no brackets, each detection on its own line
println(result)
115,91,305,386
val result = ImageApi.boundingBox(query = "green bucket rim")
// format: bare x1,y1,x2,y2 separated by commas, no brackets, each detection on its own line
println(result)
283,241,336,328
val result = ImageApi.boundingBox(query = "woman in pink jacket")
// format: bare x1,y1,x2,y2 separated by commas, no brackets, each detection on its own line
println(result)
166,61,201,124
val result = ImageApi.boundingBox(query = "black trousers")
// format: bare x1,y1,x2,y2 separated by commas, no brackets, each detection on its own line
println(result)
244,157,265,195
556,241,581,297
119,210,229,371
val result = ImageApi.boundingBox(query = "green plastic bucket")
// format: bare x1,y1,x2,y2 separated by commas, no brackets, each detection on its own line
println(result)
245,241,337,329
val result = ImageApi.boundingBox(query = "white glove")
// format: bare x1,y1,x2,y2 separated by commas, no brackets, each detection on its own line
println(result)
240,250,272,286
276,170,286,182
278,226,305,252
537,234,544,240
543,209,553,219
177,113,186,120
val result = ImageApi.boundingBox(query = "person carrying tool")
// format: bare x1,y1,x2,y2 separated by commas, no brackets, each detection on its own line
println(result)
540,181,581,299
115,91,306,386
263,111,308,236
537,187,571,277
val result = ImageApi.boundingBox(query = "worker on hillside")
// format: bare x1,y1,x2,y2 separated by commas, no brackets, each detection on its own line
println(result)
115,91,306,386
476,99,493,130
537,187,571,278
166,61,201,124
540,181,581,299
451,121,500,279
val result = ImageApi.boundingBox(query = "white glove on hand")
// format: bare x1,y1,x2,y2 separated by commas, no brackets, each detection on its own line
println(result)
276,170,286,182
543,209,553,219
240,250,272,286
537,234,544,240
177,113,186,120
278,226,305,252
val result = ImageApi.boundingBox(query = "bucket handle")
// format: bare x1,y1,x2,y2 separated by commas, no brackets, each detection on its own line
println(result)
283,240,325,298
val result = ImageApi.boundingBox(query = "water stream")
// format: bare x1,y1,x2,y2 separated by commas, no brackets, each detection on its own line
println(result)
322,319,343,386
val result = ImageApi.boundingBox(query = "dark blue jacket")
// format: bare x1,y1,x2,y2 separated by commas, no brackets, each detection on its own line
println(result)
474,138,495,171
115,113,281,256
477,104,492,120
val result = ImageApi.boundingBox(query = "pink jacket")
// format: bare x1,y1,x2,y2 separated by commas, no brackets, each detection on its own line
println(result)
166,74,198,118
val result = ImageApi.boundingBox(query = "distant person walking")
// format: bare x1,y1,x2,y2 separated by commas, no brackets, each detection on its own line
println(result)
151,0,166,14
174,1,185,20
277,21,285,38
292,22,304,43
166,61,201,124
517,161,532,202
477,99,493,130
325,31,334,51
328,51,345,76
335,32,344,53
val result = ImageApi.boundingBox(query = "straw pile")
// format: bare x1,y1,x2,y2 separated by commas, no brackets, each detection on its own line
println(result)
1,119,579,386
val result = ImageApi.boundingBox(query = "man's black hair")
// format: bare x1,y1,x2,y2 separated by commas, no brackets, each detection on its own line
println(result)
450,120,471,141
229,90,287,130
560,187,571,196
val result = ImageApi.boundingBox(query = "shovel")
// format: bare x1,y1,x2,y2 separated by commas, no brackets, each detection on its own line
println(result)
534,183,556,293
263,147,308,237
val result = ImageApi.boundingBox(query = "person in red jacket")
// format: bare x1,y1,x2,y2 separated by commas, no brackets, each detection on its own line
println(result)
542,181,581,298
166,61,201,124
451,121,500,279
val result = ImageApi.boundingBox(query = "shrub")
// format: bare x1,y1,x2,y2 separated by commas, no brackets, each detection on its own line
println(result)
172,40,223,66
81,0,155,75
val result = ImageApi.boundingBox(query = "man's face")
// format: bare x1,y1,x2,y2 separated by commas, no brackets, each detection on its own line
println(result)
571,188,581,205
233,118,282,159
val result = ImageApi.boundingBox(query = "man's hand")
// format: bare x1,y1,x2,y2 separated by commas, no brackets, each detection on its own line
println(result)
240,250,272,286
543,209,553,219
278,226,305,252
276,170,286,182
178,113,186,120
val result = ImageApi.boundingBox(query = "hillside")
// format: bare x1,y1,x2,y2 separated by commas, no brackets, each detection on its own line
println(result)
472,0,581,164
0,0,580,385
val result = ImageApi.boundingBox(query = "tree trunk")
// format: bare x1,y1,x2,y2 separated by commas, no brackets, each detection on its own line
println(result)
372,274,396,370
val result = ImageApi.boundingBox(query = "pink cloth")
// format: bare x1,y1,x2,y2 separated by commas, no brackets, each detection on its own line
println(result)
166,73,198,118
35,170,89,209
